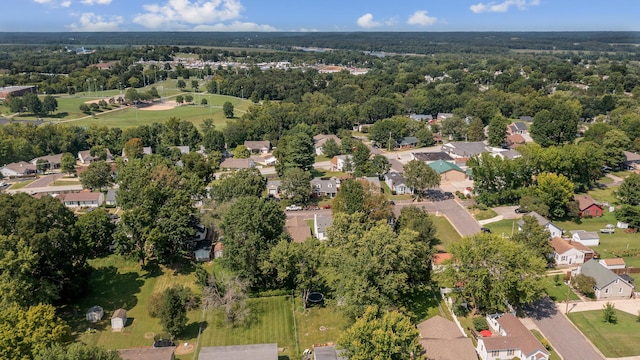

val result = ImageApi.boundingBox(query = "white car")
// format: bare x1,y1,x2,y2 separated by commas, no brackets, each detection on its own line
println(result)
285,205,302,211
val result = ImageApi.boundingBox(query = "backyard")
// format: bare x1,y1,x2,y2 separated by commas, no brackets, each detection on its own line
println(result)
568,309,640,358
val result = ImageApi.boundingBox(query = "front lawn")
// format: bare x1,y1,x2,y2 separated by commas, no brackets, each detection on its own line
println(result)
432,215,462,251
482,219,518,239
542,276,579,302
8,179,35,190
568,309,640,358
294,298,350,352
470,208,498,221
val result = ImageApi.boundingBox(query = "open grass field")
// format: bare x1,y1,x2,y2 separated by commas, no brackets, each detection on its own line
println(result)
568,309,640,358
482,218,518,238
432,215,462,251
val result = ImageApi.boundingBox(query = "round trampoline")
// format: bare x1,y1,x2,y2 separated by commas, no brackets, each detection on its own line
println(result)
308,292,324,303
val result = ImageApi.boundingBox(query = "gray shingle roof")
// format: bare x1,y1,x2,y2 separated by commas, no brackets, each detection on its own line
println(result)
199,344,278,360
579,259,626,290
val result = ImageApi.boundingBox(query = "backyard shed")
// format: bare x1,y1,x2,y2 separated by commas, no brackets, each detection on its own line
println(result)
111,308,127,331
86,305,104,322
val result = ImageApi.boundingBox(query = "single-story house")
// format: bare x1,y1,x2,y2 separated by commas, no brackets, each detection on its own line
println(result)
432,253,453,273
198,344,278,360
30,153,63,170
194,239,212,262
411,152,454,163
121,146,152,161
507,122,528,135
313,134,342,156
574,194,603,217
384,172,413,195
363,176,381,192
409,114,433,123
428,159,466,182
118,347,175,360
244,140,271,154
396,136,418,149
330,155,353,172
477,313,549,360
506,134,526,147
313,345,348,360
314,214,333,241
267,180,281,197
219,158,255,170
441,141,489,159
86,305,104,322
213,242,224,259
574,260,634,300
111,308,127,332
286,216,311,243
550,237,594,266
0,161,37,177
600,258,626,270
623,151,640,169
61,192,105,208
570,230,600,247
517,211,563,238
417,315,477,360
311,177,339,198
490,148,521,160
105,189,117,206
77,149,114,164
437,113,454,122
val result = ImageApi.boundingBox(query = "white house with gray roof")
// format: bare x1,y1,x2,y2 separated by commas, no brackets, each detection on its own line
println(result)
517,212,562,238
574,260,634,300
384,172,413,195
570,230,600,246
314,214,333,241
311,177,339,198
441,141,489,159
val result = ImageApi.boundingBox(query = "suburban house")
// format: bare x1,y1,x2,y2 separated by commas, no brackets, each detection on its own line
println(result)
313,345,347,360
0,161,37,177
61,192,105,208
313,134,342,156
573,194,603,217
384,172,413,195
441,141,489,159
417,315,477,360
314,214,333,241
412,151,454,164
490,148,522,160
573,260,634,300
437,112,454,122
244,140,271,154
111,308,127,332
550,237,594,266
363,176,381,192
428,159,466,182
600,258,626,270
506,134,526,147
105,189,117,206
623,151,640,170
409,114,433,123
518,212,563,238
118,347,175,360
219,158,255,170
198,344,278,360
477,313,549,360
213,242,224,259
311,177,340,198
267,180,281,198
286,216,311,243
431,253,453,273
77,149,114,164
330,155,353,172
396,136,418,149
507,122,528,135
570,230,600,246
30,153,63,170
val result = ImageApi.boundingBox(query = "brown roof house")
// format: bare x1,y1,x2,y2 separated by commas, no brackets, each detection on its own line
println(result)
244,140,271,154
313,134,342,156
477,313,549,360
417,315,477,360
286,216,312,243
219,158,255,170
118,347,175,360
550,237,594,266
599,258,626,270
61,191,105,208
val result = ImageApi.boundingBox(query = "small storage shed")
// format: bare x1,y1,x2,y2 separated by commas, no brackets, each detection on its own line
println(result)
86,305,104,322
111,308,127,331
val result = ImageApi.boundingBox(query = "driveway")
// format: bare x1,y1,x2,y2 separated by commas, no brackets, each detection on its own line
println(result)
526,297,604,360
24,173,63,189
493,205,523,220
394,199,480,236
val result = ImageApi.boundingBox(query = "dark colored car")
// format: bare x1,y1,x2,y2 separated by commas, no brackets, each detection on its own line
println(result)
480,227,492,234
514,208,529,214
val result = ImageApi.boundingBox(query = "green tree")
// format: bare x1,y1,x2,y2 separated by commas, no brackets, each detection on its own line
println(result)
441,233,546,312
159,285,189,336
352,142,371,176
79,103,90,113
191,79,199,91
487,114,508,147
467,117,486,141
79,160,113,191
75,208,115,258
321,137,340,158
572,274,596,298
232,144,250,158
280,168,313,205
519,195,550,218
368,154,391,178
512,214,554,267
42,95,58,115
602,129,631,169
184,94,194,103
209,168,266,202
530,101,581,147
201,98,208,105
123,137,144,159
36,343,122,360
337,306,425,360
534,172,575,219
23,93,43,115
403,159,440,198
220,197,286,288
615,205,640,229
616,173,640,205
602,302,617,324
415,126,434,147
332,179,365,215
274,132,315,176
176,79,186,90
368,118,405,149
60,152,76,175
202,274,250,326
223,101,234,118
441,116,468,141
36,158,50,174
175,95,184,104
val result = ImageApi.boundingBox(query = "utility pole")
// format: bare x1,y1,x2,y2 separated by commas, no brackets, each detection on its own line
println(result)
388,131,393,152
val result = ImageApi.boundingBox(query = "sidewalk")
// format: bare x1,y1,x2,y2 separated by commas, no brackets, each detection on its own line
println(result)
563,298,640,316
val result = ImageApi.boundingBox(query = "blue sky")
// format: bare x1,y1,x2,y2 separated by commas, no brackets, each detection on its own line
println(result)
1,0,638,32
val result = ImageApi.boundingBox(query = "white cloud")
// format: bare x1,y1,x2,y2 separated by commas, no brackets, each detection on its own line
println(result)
81,0,112,4
357,13,381,29
61,1,72,7
193,21,277,31
67,12,123,31
407,10,437,26
33,0,54,3
134,0,243,29
470,0,540,13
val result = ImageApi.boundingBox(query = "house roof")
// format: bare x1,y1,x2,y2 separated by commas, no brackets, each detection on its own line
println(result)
519,116,534,122
313,134,342,148
244,140,271,150
420,338,478,360
432,253,453,265
510,122,528,131
214,242,224,252
198,343,278,360
574,194,602,211
106,189,117,202
412,152,454,162
570,230,599,241
437,112,453,119
31,153,63,165
482,314,548,357
579,259,629,290
112,308,126,319
601,258,626,266
441,141,488,157
267,180,281,190
170,145,190,154
385,172,407,186
518,211,549,227
624,151,640,162
363,176,381,190
417,315,463,340
62,191,103,202
311,177,339,194
314,214,333,234
550,237,593,255
409,114,433,121
506,134,526,145
2,161,37,173
428,159,464,175
286,216,311,243
220,158,254,169
397,136,418,146
118,347,175,360
313,345,348,360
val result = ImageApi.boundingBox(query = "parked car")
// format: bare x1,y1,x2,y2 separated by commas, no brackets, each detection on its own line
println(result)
480,227,492,234
514,208,529,214
285,204,302,211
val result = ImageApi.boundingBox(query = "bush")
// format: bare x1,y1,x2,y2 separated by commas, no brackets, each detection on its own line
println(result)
572,274,596,298
473,316,489,331
147,292,163,318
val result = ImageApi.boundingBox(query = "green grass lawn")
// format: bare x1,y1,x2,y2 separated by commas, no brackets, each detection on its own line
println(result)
432,215,462,251
531,329,561,360
482,219,519,239
586,186,618,205
8,179,35,190
471,208,498,221
568,309,640,358
380,182,413,201
52,180,80,186
294,298,350,352
199,295,297,358
542,276,579,302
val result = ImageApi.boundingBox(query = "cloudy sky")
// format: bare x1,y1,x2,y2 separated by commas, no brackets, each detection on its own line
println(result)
2,0,638,32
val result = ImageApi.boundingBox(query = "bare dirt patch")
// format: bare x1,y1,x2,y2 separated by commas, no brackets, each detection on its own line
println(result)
139,101,178,111
175,342,195,355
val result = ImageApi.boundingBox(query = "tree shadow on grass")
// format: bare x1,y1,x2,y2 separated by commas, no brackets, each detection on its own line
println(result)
180,321,208,340
400,286,440,322
142,261,163,278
